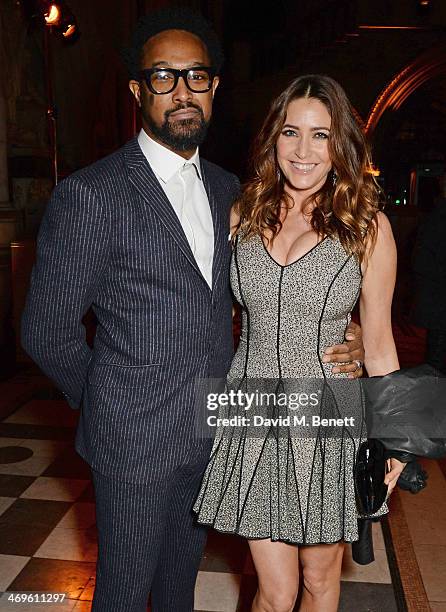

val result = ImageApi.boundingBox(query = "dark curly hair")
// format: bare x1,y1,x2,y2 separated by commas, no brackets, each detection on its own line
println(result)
122,6,224,80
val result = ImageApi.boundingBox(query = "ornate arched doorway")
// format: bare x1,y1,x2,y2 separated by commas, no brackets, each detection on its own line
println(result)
365,43,446,137
365,44,446,320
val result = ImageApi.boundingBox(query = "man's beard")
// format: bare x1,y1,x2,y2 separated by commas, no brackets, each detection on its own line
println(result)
145,103,210,151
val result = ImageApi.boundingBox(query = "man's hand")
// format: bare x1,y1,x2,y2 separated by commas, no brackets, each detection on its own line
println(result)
322,321,365,378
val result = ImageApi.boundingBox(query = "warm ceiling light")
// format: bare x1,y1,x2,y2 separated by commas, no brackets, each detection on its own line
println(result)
358,25,426,30
44,3,62,26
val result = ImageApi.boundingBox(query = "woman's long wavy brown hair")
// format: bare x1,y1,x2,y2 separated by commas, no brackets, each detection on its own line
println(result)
235,75,383,262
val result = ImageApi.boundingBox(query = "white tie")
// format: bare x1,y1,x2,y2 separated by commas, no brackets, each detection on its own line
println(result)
180,163,214,287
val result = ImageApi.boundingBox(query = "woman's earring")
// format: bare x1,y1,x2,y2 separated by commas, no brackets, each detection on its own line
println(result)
332,170,338,187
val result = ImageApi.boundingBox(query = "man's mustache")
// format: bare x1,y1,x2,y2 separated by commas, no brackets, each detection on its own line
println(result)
165,103,204,120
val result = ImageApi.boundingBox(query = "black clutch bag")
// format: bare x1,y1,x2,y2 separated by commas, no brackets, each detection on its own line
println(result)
354,438,389,515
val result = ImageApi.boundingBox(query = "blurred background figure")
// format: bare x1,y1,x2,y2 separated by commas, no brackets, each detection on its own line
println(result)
412,173,446,374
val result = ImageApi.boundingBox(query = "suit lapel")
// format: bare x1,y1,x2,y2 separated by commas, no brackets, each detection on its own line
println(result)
201,161,228,293
123,138,203,279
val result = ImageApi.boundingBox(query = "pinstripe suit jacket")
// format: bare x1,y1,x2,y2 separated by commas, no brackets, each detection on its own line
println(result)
21,137,239,483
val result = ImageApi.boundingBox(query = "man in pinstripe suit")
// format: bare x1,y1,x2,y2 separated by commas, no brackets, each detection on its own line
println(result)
21,8,365,612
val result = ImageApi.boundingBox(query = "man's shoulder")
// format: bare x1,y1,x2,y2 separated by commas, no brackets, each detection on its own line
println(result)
200,158,240,194
61,139,136,193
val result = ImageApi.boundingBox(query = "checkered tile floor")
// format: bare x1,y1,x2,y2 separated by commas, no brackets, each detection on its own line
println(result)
0,371,400,612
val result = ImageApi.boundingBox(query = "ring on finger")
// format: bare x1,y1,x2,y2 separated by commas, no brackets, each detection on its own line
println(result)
353,359,363,370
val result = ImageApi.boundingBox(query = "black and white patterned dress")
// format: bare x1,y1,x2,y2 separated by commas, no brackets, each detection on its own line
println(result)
193,233,387,544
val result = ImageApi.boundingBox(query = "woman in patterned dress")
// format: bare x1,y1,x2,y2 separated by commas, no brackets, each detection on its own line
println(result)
193,75,406,612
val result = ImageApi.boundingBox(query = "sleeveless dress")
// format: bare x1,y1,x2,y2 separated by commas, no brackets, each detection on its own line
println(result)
193,233,387,544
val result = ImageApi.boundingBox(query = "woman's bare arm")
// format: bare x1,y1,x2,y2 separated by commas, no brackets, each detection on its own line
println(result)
360,211,404,490
360,212,399,377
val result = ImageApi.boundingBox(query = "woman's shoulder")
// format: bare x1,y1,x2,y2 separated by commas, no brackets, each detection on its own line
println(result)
370,211,394,249
361,211,396,274
375,210,392,230
360,211,393,246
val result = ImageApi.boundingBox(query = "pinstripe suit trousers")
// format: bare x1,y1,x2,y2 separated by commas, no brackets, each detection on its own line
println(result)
91,440,211,612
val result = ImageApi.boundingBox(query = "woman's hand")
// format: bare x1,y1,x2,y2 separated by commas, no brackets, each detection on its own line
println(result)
385,457,407,496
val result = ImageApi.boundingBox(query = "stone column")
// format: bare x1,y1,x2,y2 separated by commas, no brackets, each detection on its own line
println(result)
0,18,10,208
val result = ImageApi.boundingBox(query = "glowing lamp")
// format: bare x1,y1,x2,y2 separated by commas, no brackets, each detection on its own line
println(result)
61,22,76,38
44,3,62,26
417,0,431,14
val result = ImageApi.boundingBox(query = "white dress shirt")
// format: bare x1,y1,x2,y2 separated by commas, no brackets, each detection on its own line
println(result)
138,129,214,288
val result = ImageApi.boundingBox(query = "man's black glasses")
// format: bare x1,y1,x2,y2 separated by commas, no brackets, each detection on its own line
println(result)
139,67,216,95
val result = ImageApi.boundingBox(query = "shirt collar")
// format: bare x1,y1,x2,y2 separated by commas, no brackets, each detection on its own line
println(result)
137,129,202,183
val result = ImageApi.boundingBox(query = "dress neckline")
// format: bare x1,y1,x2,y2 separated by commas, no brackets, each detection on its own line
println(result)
259,234,329,268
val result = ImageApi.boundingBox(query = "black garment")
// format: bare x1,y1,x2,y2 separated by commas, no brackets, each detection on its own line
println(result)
412,198,446,331
426,329,446,374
